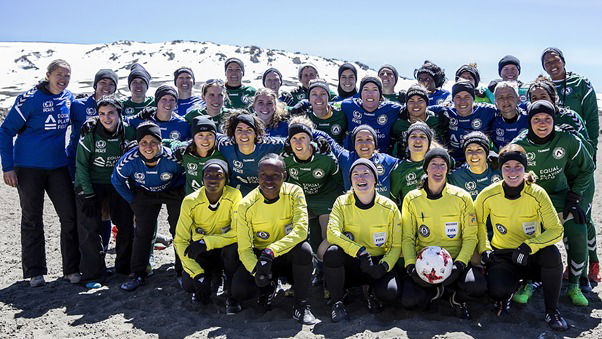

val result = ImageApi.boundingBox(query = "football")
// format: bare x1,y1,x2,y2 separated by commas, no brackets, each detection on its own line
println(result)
415,246,454,284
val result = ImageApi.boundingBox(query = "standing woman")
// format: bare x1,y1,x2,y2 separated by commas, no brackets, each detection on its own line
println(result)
0,59,80,287
475,145,567,331
324,158,402,321
401,148,485,319
332,63,358,101
250,88,289,137
414,61,449,105
184,79,230,132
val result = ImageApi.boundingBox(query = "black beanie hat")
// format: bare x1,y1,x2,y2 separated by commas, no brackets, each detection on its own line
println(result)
349,158,379,184
202,158,229,180
351,124,378,150
528,100,556,121
541,47,565,67
154,85,178,103
378,65,399,86
234,114,257,132
173,67,195,85
462,131,490,154
455,65,480,86
262,68,282,87
499,150,528,170
287,123,313,140
308,79,330,95
225,57,245,75
406,121,433,147
405,84,429,104
96,95,123,115
452,81,475,99
94,69,118,89
136,121,162,143
191,116,217,136
359,76,383,98
498,55,521,76
128,63,151,89
423,148,451,173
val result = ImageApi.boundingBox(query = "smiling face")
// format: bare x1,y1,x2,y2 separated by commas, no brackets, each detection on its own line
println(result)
264,71,281,93
494,86,519,117
417,73,435,92
300,67,317,88
360,82,380,112
309,87,329,114
500,64,520,81
408,130,429,155
225,63,243,86
339,69,356,93
258,159,285,200
193,131,216,156
138,135,160,161
46,66,71,94
98,104,119,132
129,78,148,98
234,122,256,147
378,68,396,91
464,143,487,169
290,132,313,159
530,113,554,139
529,87,553,104
203,85,225,114
253,94,276,124
453,91,474,117
156,94,177,115
203,164,226,194
95,78,116,99
543,52,566,81
351,164,376,194
407,95,427,119
175,73,194,93
501,159,525,187
354,130,376,158
426,157,447,185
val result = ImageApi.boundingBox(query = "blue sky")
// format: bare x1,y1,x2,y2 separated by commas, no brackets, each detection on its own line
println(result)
1,0,601,88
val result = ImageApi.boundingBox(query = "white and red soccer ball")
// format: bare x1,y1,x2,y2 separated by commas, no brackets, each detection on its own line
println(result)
415,246,453,284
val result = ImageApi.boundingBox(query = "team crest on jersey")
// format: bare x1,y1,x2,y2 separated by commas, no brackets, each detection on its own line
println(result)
256,231,270,240
406,172,416,182
195,227,205,235
187,163,198,172
43,101,53,108
563,87,573,95
526,152,536,162
375,164,384,176
353,111,362,120
344,232,354,241
496,223,507,234
496,128,504,137
160,172,173,181
125,107,134,115
86,107,96,116
242,95,251,104
471,119,482,129
134,172,145,182
436,99,444,104
331,124,342,135
95,140,106,149
377,114,388,125
170,131,181,140
465,181,476,191
233,160,243,168
312,168,325,179
492,175,502,183
289,168,299,179
553,147,566,160
419,225,430,237
449,118,458,127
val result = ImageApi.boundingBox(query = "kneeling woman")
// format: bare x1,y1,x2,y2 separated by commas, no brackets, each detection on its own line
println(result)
475,145,567,331
401,148,486,319
324,158,402,322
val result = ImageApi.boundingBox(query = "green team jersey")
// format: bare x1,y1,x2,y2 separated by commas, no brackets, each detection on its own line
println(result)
554,72,599,148
390,159,424,206
485,82,529,105
225,85,256,109
555,107,595,155
165,139,226,195
383,93,403,104
475,86,492,104
75,122,136,195
121,96,155,117
308,104,348,144
448,165,502,200
512,128,595,209
289,86,337,106
390,111,442,158
183,107,231,133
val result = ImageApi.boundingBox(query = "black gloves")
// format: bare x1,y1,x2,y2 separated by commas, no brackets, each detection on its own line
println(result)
563,191,587,225
289,99,310,116
314,136,331,154
80,117,99,138
442,261,466,286
81,193,98,218
184,239,207,260
406,264,431,287
253,249,274,287
512,243,532,266
480,250,492,266
368,262,389,280
138,106,157,120
357,248,389,279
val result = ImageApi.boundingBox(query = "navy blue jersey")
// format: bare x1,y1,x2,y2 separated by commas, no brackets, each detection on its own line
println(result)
66,95,99,176
111,146,184,203
0,85,74,171
429,89,450,106
127,112,191,141
339,98,401,153
491,108,529,149
316,130,398,197
431,103,497,161
448,164,502,200
265,120,289,138
331,93,360,102
176,96,205,116
216,135,285,196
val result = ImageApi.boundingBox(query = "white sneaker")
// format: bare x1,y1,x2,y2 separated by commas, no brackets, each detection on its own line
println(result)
64,273,81,284
29,275,45,287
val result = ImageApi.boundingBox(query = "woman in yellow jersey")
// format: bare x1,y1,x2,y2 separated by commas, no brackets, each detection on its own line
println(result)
324,158,402,322
401,148,485,319
475,144,567,331
174,159,242,314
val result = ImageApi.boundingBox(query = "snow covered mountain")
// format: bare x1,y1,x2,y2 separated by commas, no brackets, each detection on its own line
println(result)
0,40,415,110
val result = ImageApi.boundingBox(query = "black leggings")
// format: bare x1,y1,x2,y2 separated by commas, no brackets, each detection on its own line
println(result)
181,244,239,297
401,265,487,309
229,241,313,303
487,245,562,313
323,245,399,303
